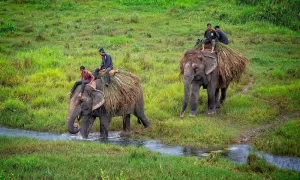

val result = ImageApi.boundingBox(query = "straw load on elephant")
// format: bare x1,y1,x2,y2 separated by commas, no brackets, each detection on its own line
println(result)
215,42,248,85
95,70,142,115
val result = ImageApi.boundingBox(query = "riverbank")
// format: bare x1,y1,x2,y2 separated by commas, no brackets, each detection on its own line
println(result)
1,136,300,179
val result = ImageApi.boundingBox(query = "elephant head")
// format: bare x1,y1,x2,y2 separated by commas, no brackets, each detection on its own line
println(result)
180,50,218,117
66,83,105,136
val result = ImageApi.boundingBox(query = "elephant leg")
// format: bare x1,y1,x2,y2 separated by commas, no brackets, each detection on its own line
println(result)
215,88,221,108
220,86,228,104
134,110,151,128
123,114,131,132
100,114,112,139
207,86,217,114
81,116,95,138
190,81,201,116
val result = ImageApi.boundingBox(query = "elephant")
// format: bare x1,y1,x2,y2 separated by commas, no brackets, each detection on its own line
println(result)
66,78,151,139
180,49,229,117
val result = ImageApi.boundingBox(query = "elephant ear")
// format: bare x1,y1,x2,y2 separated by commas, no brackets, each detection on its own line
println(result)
91,90,105,111
204,55,218,75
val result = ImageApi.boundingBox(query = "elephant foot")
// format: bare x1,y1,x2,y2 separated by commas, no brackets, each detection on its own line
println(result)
207,108,216,115
189,111,197,117
220,99,226,105
180,111,185,118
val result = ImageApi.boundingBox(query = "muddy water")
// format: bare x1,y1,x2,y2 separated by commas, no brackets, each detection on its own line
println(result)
1,127,300,172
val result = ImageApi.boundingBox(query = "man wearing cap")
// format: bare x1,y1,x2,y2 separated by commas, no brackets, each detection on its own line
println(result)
94,48,113,87
201,23,219,53
215,25,229,45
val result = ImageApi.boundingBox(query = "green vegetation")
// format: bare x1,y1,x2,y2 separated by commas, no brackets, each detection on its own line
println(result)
0,0,299,173
255,119,300,157
1,137,299,179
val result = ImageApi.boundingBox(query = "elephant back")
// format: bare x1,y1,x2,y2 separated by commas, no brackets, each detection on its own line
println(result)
98,70,143,115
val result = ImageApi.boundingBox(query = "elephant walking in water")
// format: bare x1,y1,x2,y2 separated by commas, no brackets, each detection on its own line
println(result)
180,49,229,117
66,78,151,138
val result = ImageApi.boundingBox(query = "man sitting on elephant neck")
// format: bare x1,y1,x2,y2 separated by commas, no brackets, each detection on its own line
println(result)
93,48,113,87
201,23,219,54
70,66,94,97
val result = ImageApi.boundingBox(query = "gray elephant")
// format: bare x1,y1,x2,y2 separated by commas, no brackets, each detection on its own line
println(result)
180,49,229,117
66,78,151,138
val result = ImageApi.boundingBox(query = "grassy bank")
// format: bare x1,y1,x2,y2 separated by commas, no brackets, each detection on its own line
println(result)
254,119,300,157
0,0,299,156
1,136,300,179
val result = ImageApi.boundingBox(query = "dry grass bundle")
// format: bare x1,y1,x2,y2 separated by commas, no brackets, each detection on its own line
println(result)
97,71,142,115
216,42,248,85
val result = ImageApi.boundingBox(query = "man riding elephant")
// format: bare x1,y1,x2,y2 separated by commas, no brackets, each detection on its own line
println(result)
201,23,219,54
93,48,113,87
69,66,94,98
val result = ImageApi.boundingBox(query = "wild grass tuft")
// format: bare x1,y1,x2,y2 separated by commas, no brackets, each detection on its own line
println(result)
3,99,27,112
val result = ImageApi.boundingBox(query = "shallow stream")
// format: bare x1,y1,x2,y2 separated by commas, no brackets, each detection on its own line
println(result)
1,127,299,172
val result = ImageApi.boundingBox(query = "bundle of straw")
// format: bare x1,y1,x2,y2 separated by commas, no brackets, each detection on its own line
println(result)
97,70,142,115
215,42,248,85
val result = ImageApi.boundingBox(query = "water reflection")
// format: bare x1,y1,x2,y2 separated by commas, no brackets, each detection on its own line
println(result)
0,127,299,172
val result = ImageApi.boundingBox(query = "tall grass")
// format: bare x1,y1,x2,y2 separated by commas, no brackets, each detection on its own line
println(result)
234,0,300,30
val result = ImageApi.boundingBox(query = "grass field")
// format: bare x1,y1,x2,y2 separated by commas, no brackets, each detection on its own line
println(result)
1,136,300,179
0,0,300,178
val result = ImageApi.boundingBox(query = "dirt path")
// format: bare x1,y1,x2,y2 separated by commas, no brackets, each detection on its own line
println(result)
235,77,299,144
241,76,253,94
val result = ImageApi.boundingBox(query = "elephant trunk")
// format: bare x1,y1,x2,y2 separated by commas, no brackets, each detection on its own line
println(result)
181,63,194,117
66,103,81,134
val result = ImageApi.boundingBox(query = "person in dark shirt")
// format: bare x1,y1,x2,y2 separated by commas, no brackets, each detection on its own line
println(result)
70,66,94,97
94,48,113,87
215,25,229,45
201,23,218,53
